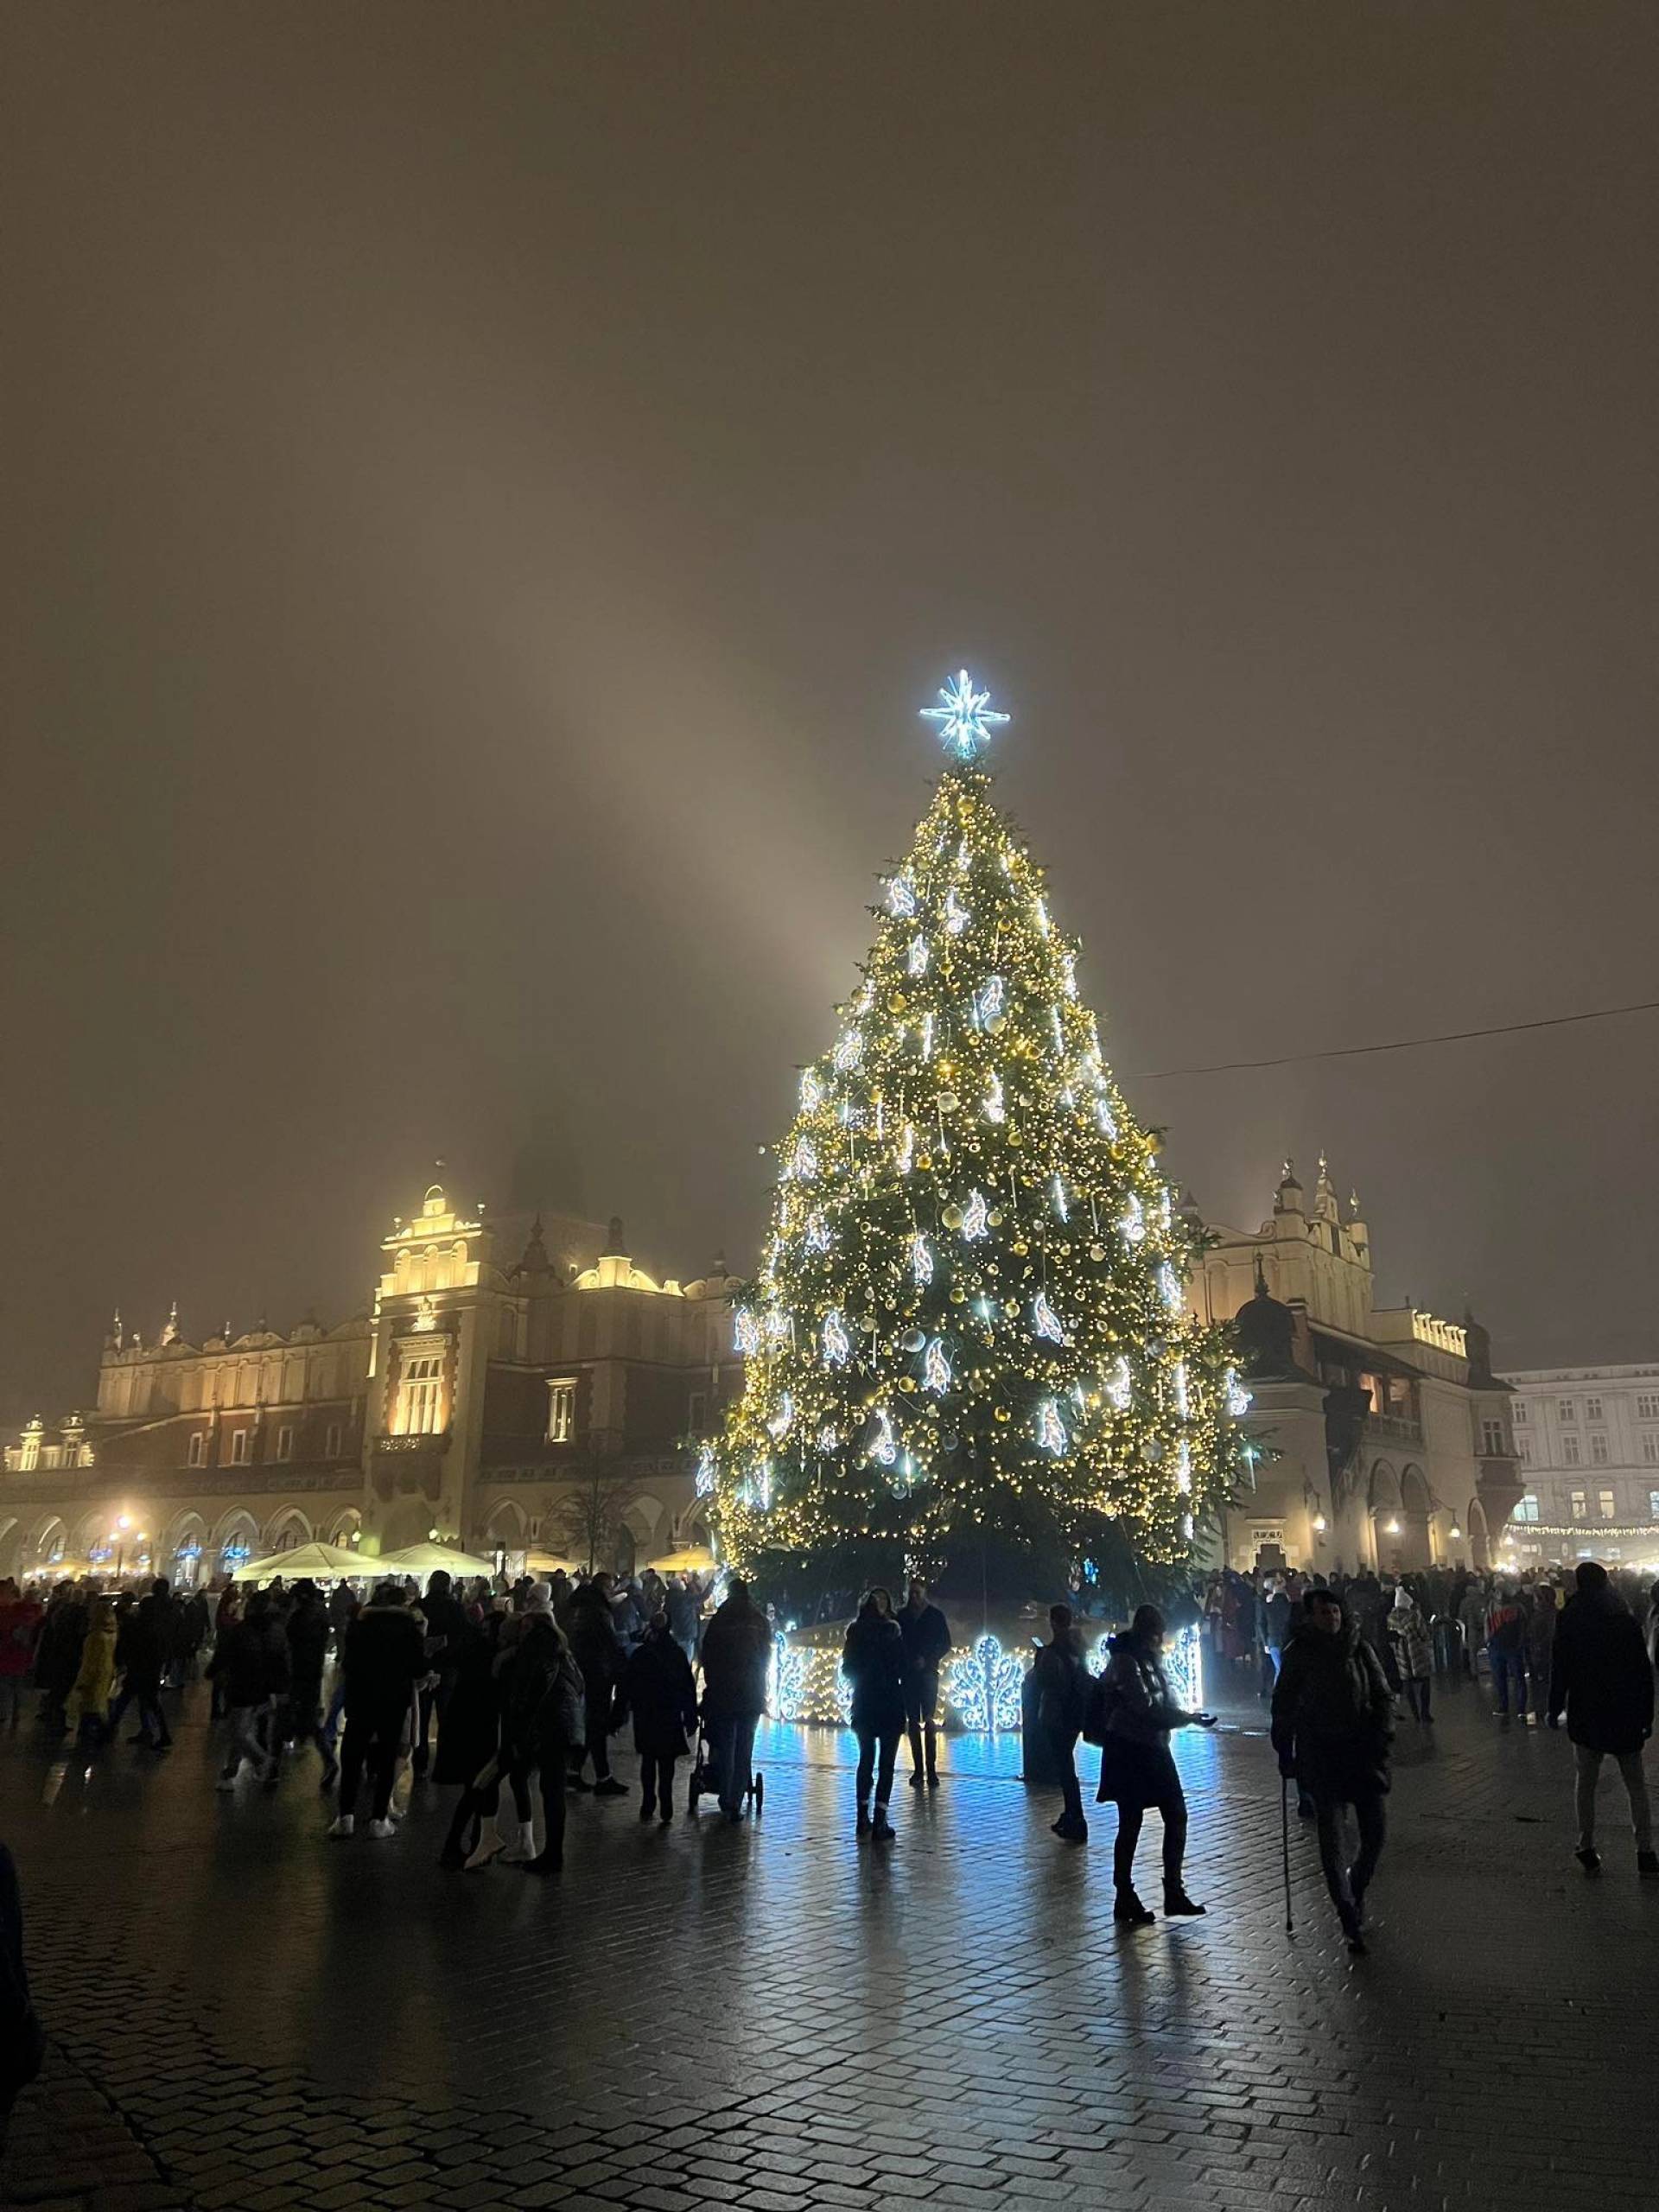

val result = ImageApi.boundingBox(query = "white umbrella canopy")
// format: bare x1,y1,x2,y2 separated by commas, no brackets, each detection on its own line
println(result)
645,1545,715,1575
232,1541,367,1584
374,1541,498,1581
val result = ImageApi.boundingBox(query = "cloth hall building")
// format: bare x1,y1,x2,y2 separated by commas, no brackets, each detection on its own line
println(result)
0,1184,741,1586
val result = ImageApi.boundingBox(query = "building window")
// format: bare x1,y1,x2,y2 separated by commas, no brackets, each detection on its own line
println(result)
1481,1418,1503,1455
1637,1393,1659,1422
687,1391,707,1437
325,1421,342,1459
1512,1400,1528,1424
1590,1432,1610,1466
1585,1396,1604,1423
275,1426,295,1463
1516,1433,1531,1464
1558,1399,1576,1423
229,1428,251,1465
399,1352,444,1436
1562,1433,1581,1467
1649,1491,1659,1521
546,1379,576,1445
187,1432,206,1468
1643,1434,1659,1468
1514,1494,1541,1523
1568,1488,1586,1521
1599,1489,1617,1521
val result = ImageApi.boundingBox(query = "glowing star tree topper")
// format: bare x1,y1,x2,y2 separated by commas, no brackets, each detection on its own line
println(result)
710,674,1251,1586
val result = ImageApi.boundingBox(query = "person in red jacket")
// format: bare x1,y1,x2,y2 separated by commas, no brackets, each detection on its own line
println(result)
0,1582,42,1732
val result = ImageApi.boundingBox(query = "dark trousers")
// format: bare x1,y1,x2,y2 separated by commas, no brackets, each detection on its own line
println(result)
1402,1674,1432,1723
639,1753,678,1815
855,1726,901,1810
1051,1726,1084,1828
904,1670,940,1778
1113,1786,1187,1894
1491,1649,1527,1715
1313,1786,1386,1910
707,1713,759,1815
340,1707,402,1821
108,1670,170,1745
570,1687,613,1781
512,1744,568,1863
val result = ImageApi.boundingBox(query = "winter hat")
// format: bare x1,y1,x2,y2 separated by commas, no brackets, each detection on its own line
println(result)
522,1582,555,1617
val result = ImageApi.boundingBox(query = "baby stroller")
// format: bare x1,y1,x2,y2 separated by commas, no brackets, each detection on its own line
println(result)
687,1709,764,1815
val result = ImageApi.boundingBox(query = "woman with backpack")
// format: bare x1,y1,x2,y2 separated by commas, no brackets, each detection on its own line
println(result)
1096,1605,1217,1924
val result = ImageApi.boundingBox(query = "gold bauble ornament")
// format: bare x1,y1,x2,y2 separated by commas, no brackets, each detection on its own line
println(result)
942,1203,964,1230
899,1376,917,1394
988,1014,1007,1035
1007,1128,1022,1147
988,1208,1004,1227
1011,1239,1028,1256
950,1286,967,1303
1003,1300,1019,1318
1090,1243,1107,1262
891,992,907,1013
994,1406,1011,1423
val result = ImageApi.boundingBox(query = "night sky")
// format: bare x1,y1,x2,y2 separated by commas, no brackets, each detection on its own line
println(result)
5,4,1657,1423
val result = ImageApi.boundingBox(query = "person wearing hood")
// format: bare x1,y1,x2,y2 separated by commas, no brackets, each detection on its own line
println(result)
1272,1588,1394,1952
1096,1605,1216,1923
328,1583,427,1839
498,1586,586,1873
1386,1586,1434,1725
842,1589,906,1842
1486,1584,1530,1723
108,1577,175,1749
699,1578,772,1823
564,1573,628,1797
1547,1560,1656,1878
66,1599,118,1745
32,1586,88,1736
411,1570,469,1779
435,1602,512,1869
625,1611,699,1823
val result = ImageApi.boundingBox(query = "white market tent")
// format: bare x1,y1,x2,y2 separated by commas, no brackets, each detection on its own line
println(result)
231,1541,368,1584
375,1542,497,1581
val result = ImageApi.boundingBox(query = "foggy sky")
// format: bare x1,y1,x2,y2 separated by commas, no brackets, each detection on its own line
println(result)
4,3,1657,1423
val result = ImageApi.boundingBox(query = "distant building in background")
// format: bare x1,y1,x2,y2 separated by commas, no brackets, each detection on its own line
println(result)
1497,1363,1659,1573
1192,1157,1522,1575
0,1181,740,1585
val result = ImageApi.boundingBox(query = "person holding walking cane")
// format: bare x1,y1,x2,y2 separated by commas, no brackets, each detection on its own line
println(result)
1271,1587,1394,1955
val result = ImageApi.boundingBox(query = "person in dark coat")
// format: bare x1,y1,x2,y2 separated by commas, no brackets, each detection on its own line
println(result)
0,1845,44,2152
1272,1589,1394,1951
842,1589,906,1842
108,1577,174,1748
280,1580,336,1788
898,1578,952,1789
1032,1603,1092,1843
1547,1560,1656,1876
212,1594,291,1789
1097,1605,1216,1922
626,1611,698,1823
31,1586,88,1735
699,1578,772,1823
328,1584,426,1838
435,1605,509,1868
499,1598,586,1873
412,1571,469,1778
565,1574,628,1796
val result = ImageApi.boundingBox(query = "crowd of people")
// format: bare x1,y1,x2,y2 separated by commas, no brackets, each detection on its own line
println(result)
1,1549,1655,1943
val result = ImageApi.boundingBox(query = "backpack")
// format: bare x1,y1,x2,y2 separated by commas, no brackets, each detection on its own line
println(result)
1081,1674,1119,1747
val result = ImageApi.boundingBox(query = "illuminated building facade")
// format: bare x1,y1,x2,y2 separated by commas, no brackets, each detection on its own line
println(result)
1192,1158,1522,1575
1498,1363,1659,1573
0,1183,741,1585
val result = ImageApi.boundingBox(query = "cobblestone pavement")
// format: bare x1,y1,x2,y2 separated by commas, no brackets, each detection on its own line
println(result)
2,1666,1655,2211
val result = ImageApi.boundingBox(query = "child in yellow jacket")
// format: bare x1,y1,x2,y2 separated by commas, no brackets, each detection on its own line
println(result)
67,1599,118,1742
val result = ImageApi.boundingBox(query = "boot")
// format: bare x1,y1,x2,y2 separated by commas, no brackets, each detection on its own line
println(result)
1113,1891,1154,1926
856,1804,872,1840
499,1811,536,1866
1162,1885,1206,1916
463,1821,505,1872
871,1806,896,1843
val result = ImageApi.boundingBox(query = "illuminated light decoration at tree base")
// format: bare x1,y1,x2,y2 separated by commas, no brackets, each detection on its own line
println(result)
945,1633,1026,1732
709,673,1253,1583
1095,1625,1204,1717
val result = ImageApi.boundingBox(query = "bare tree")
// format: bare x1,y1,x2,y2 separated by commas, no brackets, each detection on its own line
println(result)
554,1469,639,1575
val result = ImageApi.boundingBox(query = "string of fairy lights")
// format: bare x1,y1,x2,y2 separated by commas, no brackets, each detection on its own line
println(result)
709,674,1255,1577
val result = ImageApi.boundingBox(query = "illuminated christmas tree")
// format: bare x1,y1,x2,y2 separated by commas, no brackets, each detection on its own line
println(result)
710,673,1252,1590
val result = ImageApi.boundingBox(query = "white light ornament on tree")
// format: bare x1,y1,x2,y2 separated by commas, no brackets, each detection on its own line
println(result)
822,1309,852,1368
789,1135,818,1181
695,1444,717,1497
984,1071,1006,1122
1036,1399,1068,1454
1107,1357,1133,1411
922,1336,952,1395
961,1188,989,1240
911,1232,934,1288
944,888,971,938
920,669,1011,764
866,1408,898,1466
1032,1291,1068,1345
1224,1365,1252,1418
888,874,917,918
734,1308,763,1357
907,935,929,977
804,1211,831,1255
